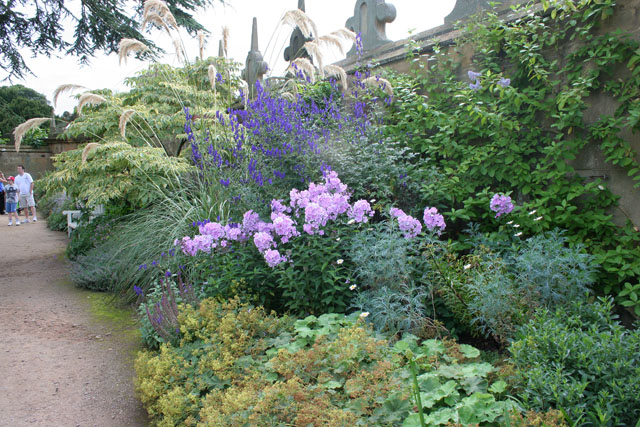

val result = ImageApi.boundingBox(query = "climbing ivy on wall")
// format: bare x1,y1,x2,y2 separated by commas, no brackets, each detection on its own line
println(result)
384,0,640,311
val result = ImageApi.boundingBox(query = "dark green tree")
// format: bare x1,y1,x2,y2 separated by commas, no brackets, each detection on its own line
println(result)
0,84,53,139
0,0,225,80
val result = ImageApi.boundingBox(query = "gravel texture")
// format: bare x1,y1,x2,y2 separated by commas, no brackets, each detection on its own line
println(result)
0,219,148,426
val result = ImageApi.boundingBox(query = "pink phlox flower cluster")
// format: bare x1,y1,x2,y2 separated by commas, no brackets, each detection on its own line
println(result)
199,221,225,239
390,207,406,218
253,231,275,253
271,199,291,215
490,194,514,218
397,214,422,239
272,213,299,243
225,225,243,241
348,200,374,223
324,170,348,193
242,210,261,234
263,249,287,267
179,235,215,256
303,202,329,235
423,207,446,233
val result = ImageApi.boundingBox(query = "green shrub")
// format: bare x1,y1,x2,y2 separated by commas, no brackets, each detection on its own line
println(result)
432,230,596,342
509,297,640,425
134,298,518,426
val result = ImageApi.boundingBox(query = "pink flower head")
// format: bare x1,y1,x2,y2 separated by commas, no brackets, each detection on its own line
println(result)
272,213,299,243
423,207,446,233
225,225,243,241
397,214,422,239
271,199,291,215
490,194,514,218
253,231,275,253
263,249,286,267
242,210,261,234
348,200,374,223
303,202,329,235
390,207,406,218
199,222,225,240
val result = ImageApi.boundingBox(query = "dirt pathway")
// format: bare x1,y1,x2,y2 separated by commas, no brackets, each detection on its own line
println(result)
0,220,147,426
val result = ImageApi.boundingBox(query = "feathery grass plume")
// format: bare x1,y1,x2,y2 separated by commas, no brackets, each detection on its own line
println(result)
81,143,101,164
53,84,87,108
197,31,206,60
303,41,324,76
281,10,318,39
330,28,357,42
239,80,249,107
173,39,185,63
208,64,217,90
290,58,316,83
222,26,230,57
143,0,178,28
323,65,348,91
13,118,50,152
142,11,172,36
77,93,107,114
318,34,346,55
281,92,297,102
118,38,149,64
363,76,394,96
119,109,136,138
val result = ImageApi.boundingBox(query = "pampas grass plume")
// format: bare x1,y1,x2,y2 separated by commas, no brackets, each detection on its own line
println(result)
53,84,87,108
363,76,394,96
119,109,136,138
323,65,348,91
208,64,217,90
281,10,318,39
303,41,324,76
290,58,316,83
318,34,346,55
13,118,50,152
118,38,149,64
143,0,178,28
78,93,107,114
81,143,101,164
197,31,206,60
222,26,230,57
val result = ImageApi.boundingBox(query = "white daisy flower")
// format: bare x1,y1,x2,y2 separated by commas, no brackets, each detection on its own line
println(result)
336,259,344,265
464,264,472,270
359,312,370,318
514,232,523,237
349,284,357,291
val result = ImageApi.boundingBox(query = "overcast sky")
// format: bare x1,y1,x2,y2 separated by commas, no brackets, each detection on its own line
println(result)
2,0,456,114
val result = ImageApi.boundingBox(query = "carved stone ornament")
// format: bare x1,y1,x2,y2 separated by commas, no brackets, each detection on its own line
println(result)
444,0,492,24
345,0,397,56
284,0,313,62
241,17,269,97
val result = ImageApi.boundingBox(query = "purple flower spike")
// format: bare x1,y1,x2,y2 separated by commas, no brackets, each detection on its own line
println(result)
469,80,483,91
133,285,144,296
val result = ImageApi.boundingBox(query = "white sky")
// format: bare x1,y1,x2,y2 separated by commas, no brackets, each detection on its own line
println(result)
1,0,456,115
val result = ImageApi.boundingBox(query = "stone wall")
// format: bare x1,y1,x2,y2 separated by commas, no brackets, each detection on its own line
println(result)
334,0,640,227
0,140,81,180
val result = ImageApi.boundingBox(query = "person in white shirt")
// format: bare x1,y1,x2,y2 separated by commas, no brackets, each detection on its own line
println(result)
14,165,37,223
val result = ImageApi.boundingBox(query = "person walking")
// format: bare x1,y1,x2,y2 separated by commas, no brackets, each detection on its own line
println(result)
14,165,37,223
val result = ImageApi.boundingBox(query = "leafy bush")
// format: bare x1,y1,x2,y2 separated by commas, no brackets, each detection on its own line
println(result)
39,192,73,231
431,230,597,342
66,214,114,260
509,297,640,425
383,0,640,308
42,141,195,211
135,297,517,426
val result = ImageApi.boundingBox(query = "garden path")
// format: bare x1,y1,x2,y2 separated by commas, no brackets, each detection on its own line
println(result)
0,220,147,426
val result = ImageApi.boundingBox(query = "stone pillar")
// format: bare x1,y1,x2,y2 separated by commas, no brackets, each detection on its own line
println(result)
345,0,397,57
284,0,313,62
444,0,492,24
241,17,269,97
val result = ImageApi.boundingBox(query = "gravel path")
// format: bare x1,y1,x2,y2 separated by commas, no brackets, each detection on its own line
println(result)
0,220,147,426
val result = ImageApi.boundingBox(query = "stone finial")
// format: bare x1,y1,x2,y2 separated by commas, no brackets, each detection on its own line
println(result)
444,0,492,24
345,0,396,56
218,40,224,57
241,17,269,98
284,0,313,62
